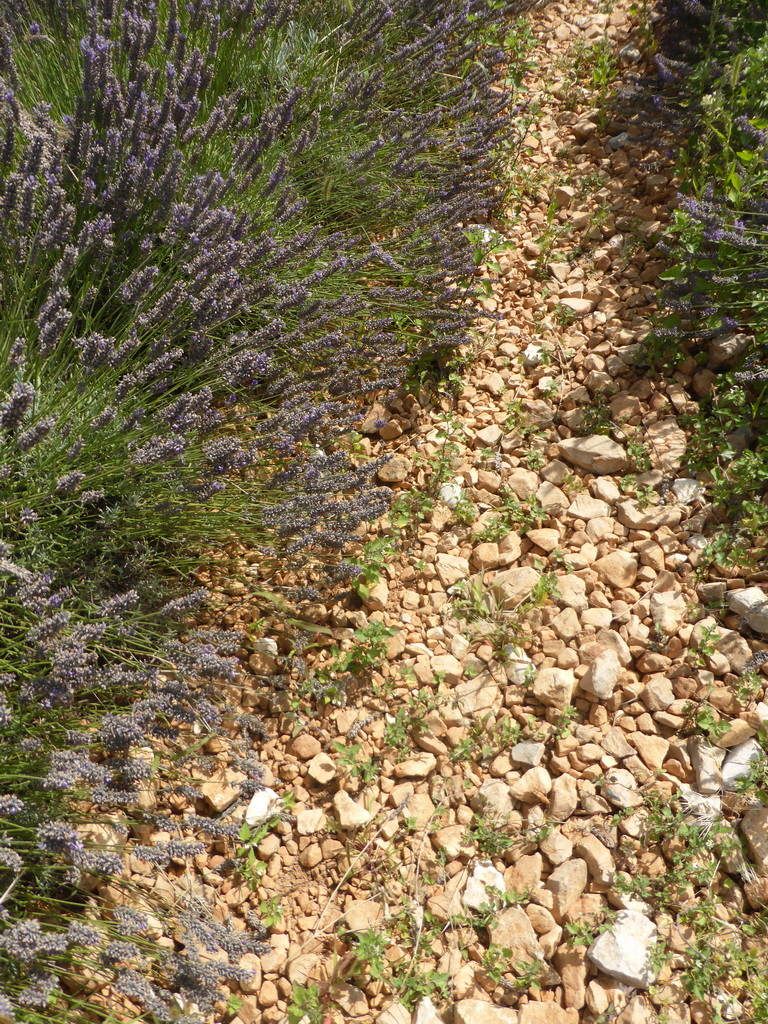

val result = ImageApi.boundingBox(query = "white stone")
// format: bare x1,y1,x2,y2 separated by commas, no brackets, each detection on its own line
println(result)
522,343,543,367
580,649,621,700
650,590,686,635
413,997,444,1024
463,860,507,910
587,910,658,988
504,644,535,685
440,481,463,509
671,477,705,503
245,788,281,826
722,739,763,791
689,739,724,795
511,741,545,767
728,587,768,634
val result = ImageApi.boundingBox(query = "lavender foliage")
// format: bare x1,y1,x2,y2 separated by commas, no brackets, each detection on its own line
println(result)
0,0,538,1017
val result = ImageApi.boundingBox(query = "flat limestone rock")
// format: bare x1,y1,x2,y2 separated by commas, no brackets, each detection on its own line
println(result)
454,1000,520,1024
557,435,629,474
588,910,658,988
490,566,542,607
727,587,768,634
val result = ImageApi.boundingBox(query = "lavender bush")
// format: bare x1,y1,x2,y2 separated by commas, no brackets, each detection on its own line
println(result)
0,0,537,1018
648,0,768,548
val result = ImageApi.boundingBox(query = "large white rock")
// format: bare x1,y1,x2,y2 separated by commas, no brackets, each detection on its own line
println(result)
244,788,281,826
557,436,629,474
722,739,763,791
462,860,507,910
650,590,687,635
728,587,768,634
587,910,658,988
671,477,705,504
504,644,535,685
413,997,444,1024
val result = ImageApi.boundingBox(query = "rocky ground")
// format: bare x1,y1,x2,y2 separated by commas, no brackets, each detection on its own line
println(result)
96,4,768,1024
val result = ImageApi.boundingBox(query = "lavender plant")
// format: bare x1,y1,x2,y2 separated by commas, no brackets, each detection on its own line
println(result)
0,0,539,1018
646,0,768,546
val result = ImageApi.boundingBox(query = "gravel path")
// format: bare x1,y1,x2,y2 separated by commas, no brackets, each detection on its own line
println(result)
97,4,768,1023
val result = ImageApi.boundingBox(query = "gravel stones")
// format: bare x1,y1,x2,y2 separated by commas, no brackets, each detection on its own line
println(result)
727,587,768,634
333,791,373,829
436,553,470,587
532,667,576,709
463,861,507,910
491,566,542,607
545,858,588,920
377,455,412,483
580,649,621,700
593,550,637,588
454,1000,520,1024
557,436,629,474
587,911,659,988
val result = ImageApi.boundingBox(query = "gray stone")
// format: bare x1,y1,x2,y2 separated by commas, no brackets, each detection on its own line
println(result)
708,331,751,370
603,769,643,810
580,649,621,700
689,738,724,796
545,858,588,921
377,455,412,483
606,131,632,151
587,910,658,988
511,741,546,768
557,436,629,475
727,587,768,634
471,778,513,821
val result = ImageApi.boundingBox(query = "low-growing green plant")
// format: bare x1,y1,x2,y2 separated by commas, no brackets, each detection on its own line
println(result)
334,741,380,785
